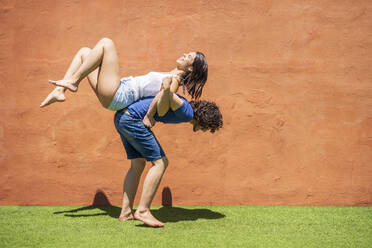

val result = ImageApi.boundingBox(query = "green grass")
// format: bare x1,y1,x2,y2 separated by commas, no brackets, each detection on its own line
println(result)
0,205,371,248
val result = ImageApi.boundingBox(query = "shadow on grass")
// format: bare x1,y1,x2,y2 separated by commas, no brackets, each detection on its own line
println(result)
53,189,225,224
54,206,225,224
53,190,120,219
154,206,225,223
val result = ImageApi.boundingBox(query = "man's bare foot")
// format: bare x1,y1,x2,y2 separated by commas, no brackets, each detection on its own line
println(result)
143,115,156,128
40,87,66,108
118,211,134,222
134,209,164,227
49,78,78,92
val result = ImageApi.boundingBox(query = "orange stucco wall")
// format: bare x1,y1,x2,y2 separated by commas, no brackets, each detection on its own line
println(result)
0,0,371,206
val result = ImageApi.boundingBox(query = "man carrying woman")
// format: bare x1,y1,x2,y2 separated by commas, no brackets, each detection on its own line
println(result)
114,76,222,227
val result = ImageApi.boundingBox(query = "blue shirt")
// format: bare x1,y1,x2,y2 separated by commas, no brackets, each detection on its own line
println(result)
126,96,194,123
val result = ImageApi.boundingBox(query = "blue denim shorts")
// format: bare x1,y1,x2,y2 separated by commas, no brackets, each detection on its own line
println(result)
114,110,165,161
108,77,135,111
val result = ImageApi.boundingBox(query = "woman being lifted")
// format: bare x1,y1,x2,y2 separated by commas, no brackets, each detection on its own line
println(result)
40,37,208,127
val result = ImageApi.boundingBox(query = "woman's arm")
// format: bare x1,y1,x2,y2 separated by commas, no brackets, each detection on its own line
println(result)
156,78,184,116
142,76,180,127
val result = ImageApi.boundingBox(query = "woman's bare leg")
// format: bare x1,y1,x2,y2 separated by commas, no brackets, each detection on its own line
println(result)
119,158,146,221
49,37,120,108
40,47,100,107
134,156,168,227
40,47,98,107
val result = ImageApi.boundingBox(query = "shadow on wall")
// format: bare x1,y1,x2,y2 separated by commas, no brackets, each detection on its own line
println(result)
53,188,225,223
162,186,172,207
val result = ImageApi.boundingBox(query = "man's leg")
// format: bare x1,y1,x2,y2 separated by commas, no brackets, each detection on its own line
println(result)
134,156,168,227
119,158,146,221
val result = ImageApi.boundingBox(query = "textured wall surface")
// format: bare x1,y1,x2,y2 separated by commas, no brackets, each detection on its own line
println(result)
0,0,371,206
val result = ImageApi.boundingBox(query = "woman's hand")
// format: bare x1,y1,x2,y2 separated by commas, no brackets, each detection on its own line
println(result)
143,114,156,128
161,76,173,90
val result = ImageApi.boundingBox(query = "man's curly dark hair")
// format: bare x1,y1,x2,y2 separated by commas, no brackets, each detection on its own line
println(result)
190,100,223,133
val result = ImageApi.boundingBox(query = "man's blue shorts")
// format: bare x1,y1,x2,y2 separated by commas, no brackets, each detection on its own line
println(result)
114,110,165,161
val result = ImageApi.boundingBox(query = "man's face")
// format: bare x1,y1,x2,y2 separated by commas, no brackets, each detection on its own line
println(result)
192,120,207,132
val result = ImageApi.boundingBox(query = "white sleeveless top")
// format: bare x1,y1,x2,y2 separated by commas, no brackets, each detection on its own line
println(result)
129,72,172,100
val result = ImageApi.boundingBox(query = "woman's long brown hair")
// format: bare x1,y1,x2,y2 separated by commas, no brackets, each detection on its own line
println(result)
181,52,208,99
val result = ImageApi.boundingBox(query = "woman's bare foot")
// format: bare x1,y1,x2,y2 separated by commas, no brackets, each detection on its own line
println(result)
143,114,156,128
40,87,66,108
118,211,135,222
134,209,164,227
49,78,78,92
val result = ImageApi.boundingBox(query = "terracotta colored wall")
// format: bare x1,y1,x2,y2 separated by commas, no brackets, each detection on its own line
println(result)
1,0,371,206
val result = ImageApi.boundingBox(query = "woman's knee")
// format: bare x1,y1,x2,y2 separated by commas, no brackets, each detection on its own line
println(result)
100,37,115,48
79,47,91,62
79,47,91,56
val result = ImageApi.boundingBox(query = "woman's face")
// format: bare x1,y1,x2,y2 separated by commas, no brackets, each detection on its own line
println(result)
176,52,196,71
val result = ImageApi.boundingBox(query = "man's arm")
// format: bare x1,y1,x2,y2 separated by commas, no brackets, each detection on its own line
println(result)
143,93,161,121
